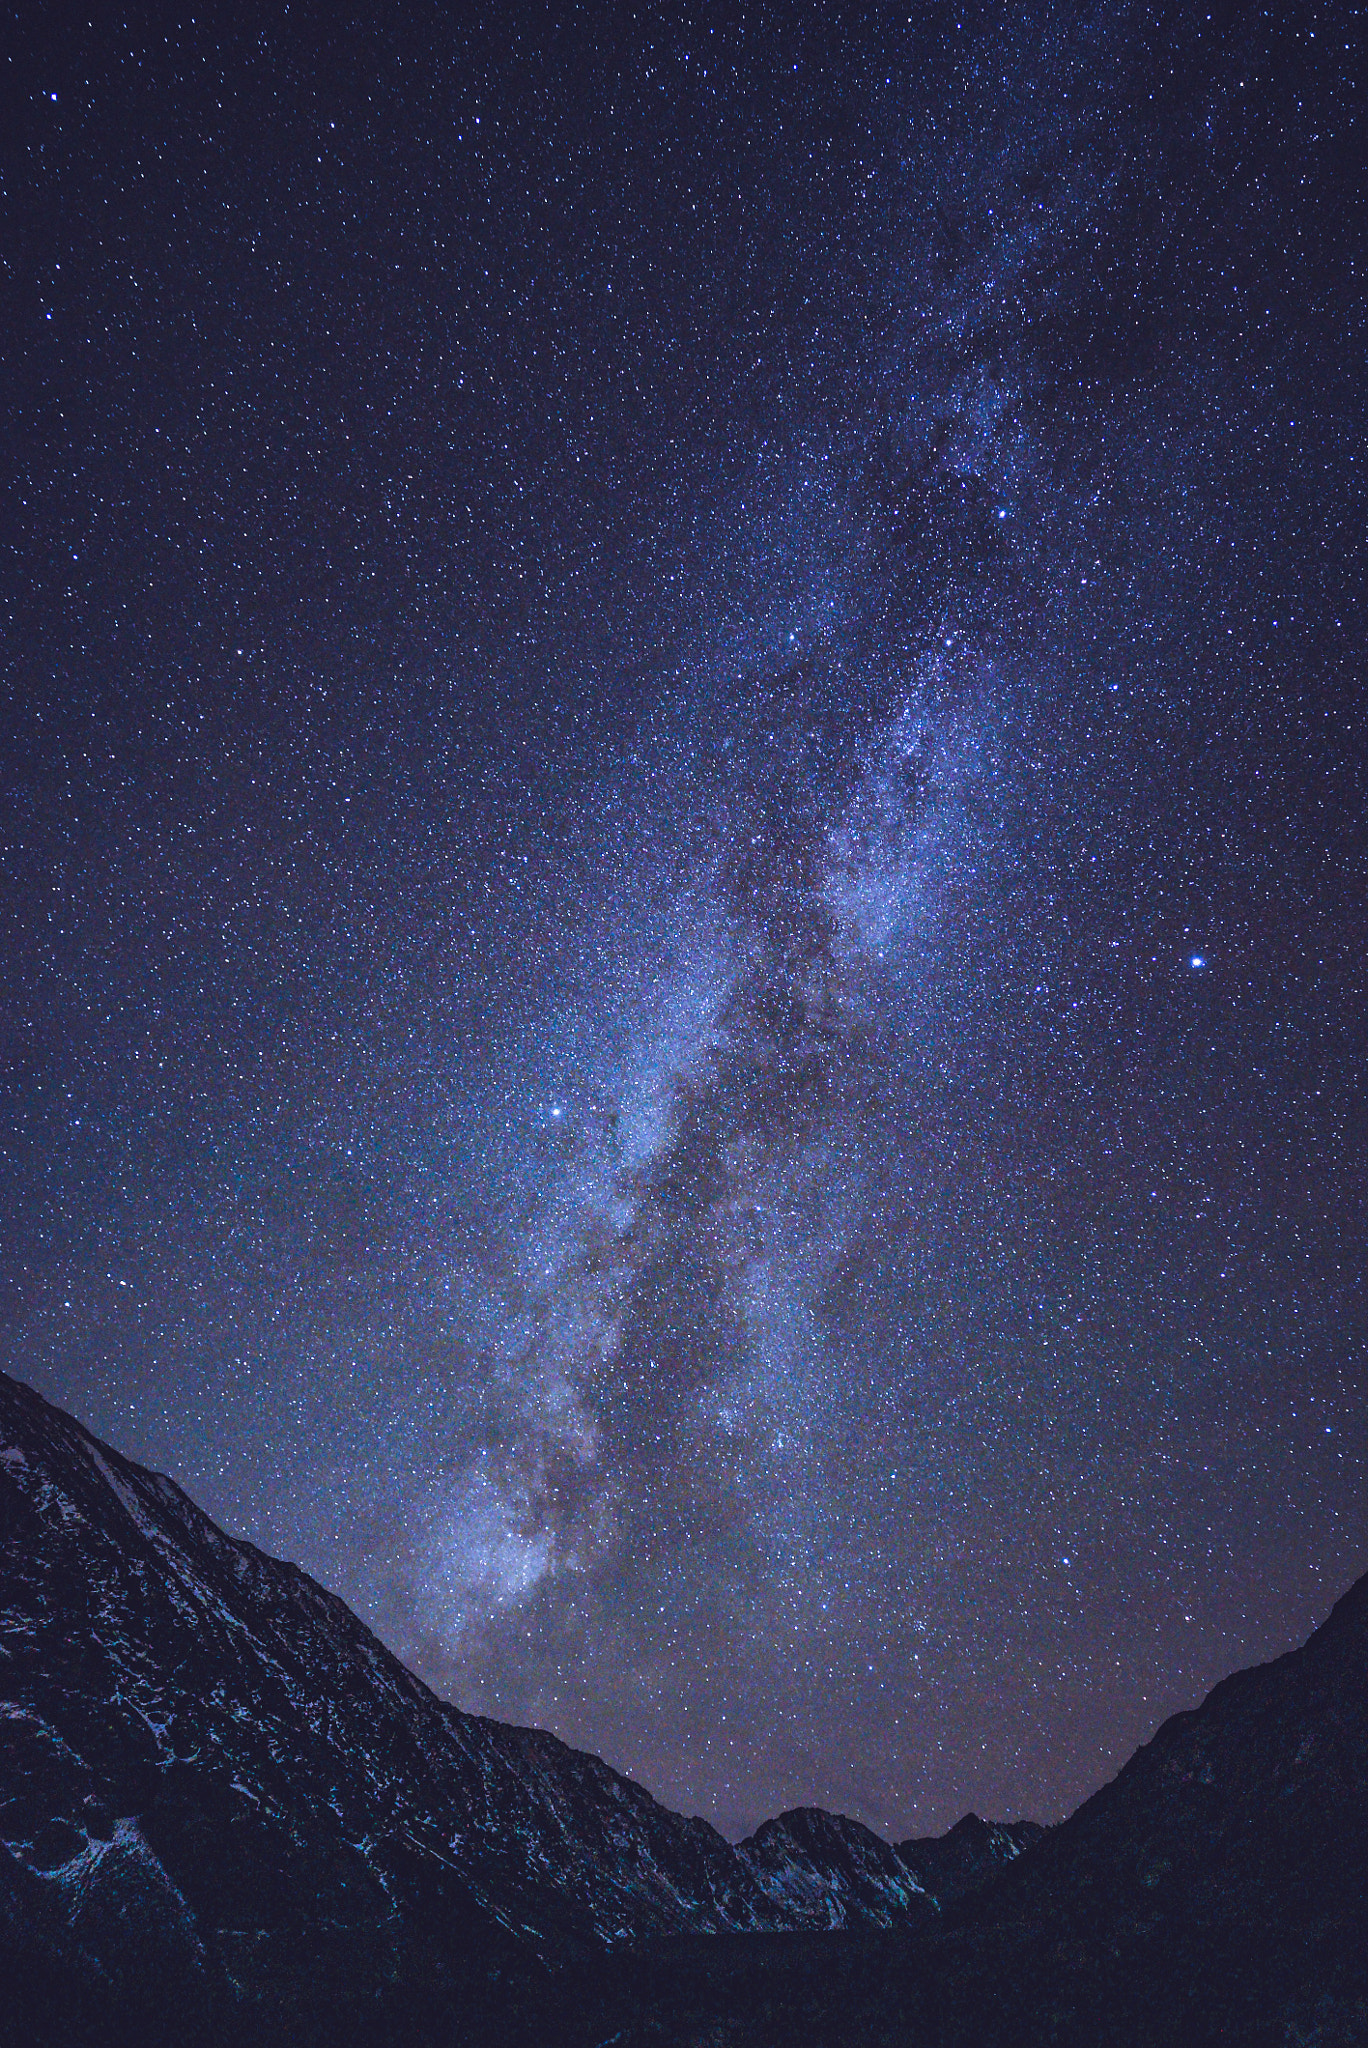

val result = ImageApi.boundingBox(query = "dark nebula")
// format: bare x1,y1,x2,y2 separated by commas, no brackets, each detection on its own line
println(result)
2,0,1365,1840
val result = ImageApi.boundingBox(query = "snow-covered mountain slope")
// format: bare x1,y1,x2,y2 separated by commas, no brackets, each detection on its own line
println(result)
740,1806,936,1927
1,1370,1029,2040
0,1373,766,1958
732,1806,1042,1929
9,1369,1367,2048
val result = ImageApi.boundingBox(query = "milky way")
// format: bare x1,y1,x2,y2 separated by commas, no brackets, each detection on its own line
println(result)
3,1,1365,1838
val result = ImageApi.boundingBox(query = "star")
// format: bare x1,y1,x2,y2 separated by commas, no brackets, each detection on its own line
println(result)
7,0,1362,1851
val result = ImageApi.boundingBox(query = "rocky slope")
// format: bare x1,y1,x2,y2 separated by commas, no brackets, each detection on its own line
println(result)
728,1806,1043,1930
0,1371,1026,2042
739,1807,937,1928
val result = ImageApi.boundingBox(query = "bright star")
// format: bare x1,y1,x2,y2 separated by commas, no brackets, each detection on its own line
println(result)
1189,954,1205,969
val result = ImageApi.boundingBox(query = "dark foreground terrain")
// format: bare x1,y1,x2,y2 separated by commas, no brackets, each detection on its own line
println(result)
3,1369,1366,2047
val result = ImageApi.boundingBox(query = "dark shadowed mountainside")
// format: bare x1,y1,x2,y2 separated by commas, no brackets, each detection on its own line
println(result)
895,1811,1045,1908
593,1575,1368,2047
4,1367,1366,2046
0,1371,1019,2044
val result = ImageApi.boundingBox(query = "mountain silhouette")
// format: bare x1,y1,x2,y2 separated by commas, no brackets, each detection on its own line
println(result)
3,1368,1364,2046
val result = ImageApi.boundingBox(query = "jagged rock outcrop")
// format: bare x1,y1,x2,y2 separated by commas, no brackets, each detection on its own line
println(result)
740,1806,937,1928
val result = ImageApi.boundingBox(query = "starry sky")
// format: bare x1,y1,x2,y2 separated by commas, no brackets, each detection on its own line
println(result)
3,0,1366,1841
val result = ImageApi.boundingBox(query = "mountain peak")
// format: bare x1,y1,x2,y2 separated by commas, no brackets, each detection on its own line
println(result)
0,1368,990,2040
6,1367,1366,2048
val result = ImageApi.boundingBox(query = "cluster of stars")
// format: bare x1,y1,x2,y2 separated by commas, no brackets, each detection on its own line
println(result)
2,1,1364,1843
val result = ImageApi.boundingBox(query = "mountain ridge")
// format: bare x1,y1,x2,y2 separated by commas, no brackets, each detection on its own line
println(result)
5,1366,1366,2047
0,1368,1028,2040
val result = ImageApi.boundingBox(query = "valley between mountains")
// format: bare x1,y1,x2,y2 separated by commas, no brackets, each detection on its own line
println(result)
3,1368,1366,2047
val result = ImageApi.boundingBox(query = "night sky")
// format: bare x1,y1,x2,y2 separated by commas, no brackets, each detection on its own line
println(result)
3,0,1366,1842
